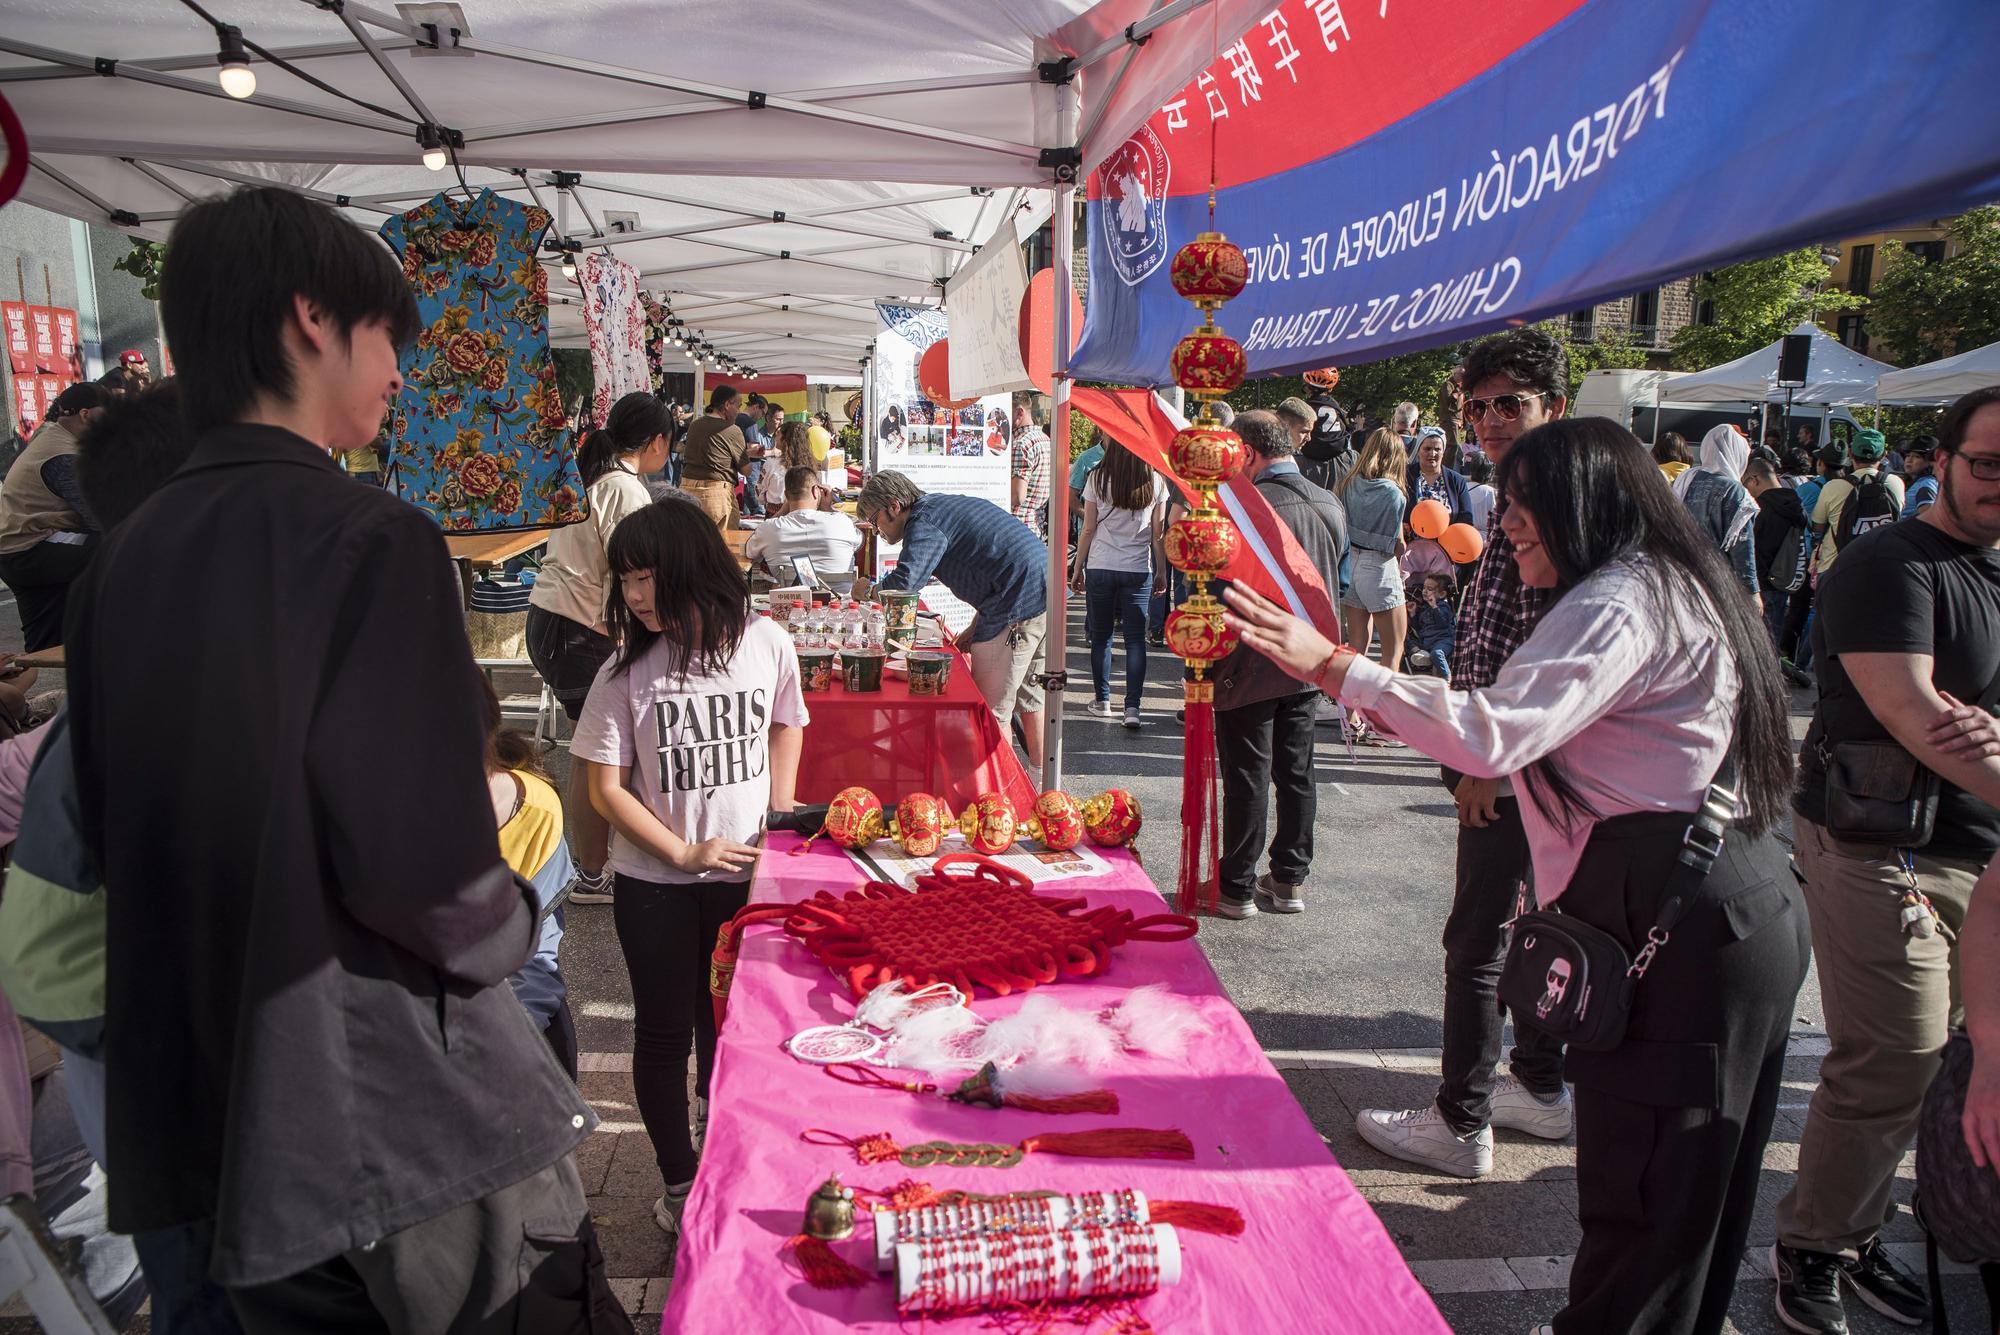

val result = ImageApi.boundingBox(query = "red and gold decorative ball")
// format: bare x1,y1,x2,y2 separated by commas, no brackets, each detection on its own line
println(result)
824,786,884,849
1164,603,1240,667
1170,231,1248,309
1024,789,1085,852
1170,328,1246,396
1080,789,1142,847
1167,424,1245,484
1164,512,1239,576
957,791,1017,855
892,792,952,858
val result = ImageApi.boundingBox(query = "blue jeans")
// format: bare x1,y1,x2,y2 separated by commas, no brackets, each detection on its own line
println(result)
1085,568,1150,710
743,460,766,516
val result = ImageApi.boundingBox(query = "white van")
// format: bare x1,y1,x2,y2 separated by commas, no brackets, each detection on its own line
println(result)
1572,369,1865,457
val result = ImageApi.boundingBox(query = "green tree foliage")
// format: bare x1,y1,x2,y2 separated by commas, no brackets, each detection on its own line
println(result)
111,239,168,301
1533,321,1649,398
1669,249,1864,370
1866,207,2000,366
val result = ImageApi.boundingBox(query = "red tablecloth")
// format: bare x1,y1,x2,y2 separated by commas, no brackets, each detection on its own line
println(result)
796,649,1035,812
661,835,1449,1334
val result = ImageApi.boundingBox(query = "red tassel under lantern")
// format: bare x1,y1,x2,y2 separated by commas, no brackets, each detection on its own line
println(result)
1178,681,1221,916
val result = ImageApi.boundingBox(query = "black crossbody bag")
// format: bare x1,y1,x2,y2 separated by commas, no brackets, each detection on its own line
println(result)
1497,754,1738,1053
1820,672,1998,848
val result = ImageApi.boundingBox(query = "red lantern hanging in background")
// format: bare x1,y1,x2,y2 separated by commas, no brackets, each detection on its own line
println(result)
1162,229,1249,917
917,340,977,409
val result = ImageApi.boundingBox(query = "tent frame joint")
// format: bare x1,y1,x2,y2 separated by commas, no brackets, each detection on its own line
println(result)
1123,21,1153,48
1038,56,1077,85
747,90,767,110
92,57,115,77
1038,146,1081,181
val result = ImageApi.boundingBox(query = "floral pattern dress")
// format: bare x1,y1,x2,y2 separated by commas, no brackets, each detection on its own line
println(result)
640,291,673,398
378,189,585,532
580,252,649,427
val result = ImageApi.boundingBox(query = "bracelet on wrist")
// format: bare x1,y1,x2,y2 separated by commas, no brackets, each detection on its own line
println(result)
1313,646,1356,691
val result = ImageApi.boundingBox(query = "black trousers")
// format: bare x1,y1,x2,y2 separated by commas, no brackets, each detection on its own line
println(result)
227,1158,631,1335
611,874,749,1184
0,535,94,652
1215,691,1317,902
1434,782,1567,1134
1552,815,1811,1335
1781,577,1815,664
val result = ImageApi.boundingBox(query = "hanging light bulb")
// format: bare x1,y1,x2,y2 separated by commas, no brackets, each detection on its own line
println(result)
416,123,448,172
560,252,577,280
215,25,256,98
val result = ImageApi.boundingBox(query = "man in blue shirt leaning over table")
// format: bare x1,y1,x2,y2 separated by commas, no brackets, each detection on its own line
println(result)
854,470,1050,786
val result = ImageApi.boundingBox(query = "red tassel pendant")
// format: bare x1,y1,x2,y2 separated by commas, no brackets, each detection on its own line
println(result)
782,1234,870,1290
1150,1199,1246,1236
1177,678,1221,915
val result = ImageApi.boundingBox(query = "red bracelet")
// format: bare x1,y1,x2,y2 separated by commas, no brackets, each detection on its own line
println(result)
1313,645,1356,691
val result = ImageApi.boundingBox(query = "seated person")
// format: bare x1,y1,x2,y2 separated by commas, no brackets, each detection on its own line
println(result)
1407,572,1457,679
743,467,862,576
0,383,113,652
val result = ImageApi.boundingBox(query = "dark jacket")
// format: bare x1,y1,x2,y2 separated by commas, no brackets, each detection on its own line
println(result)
1403,462,1474,529
1298,418,1358,493
67,425,590,1285
1216,465,1348,711
1752,483,1809,591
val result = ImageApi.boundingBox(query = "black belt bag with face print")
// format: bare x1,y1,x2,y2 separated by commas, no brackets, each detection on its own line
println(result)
1497,757,1736,1053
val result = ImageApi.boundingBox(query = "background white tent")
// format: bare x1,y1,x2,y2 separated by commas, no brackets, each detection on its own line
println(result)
1876,340,2000,407
1669,322,1900,406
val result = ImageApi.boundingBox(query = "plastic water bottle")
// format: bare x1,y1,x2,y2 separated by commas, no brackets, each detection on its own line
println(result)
787,599,811,647
867,602,886,650
814,598,835,650
848,601,870,651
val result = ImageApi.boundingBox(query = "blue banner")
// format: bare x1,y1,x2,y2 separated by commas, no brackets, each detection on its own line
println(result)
1072,0,2000,385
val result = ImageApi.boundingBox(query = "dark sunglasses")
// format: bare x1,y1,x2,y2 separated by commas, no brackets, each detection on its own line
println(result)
1461,391,1546,423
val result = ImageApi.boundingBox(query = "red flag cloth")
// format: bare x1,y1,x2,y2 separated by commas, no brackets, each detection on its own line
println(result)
1071,387,1341,642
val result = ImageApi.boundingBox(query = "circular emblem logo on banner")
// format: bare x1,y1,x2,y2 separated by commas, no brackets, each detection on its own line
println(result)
1100,126,1170,288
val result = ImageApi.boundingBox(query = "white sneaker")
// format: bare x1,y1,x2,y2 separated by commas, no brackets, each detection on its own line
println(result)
1086,699,1116,718
1122,706,1142,729
1314,695,1341,724
1254,872,1304,914
1489,1075,1574,1140
1354,1105,1494,1178
654,1181,694,1236
1213,896,1258,920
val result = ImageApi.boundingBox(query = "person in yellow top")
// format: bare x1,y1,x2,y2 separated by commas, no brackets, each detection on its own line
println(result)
341,436,384,487
808,411,835,465
1810,428,1905,576
1653,431,1691,483
482,678,579,1081
527,391,672,907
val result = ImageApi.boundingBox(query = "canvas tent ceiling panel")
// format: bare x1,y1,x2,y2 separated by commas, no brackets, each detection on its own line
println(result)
1875,340,2000,407
1667,322,1901,406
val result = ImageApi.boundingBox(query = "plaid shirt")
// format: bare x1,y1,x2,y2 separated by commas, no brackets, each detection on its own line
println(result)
1450,505,1552,691
1011,429,1051,533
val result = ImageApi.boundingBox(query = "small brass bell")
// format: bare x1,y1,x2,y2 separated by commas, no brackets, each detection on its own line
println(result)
803,1175,857,1241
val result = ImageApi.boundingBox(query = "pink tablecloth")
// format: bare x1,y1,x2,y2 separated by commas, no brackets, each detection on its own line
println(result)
662,835,1448,1333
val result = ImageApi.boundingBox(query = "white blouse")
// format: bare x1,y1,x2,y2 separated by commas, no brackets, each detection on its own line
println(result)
1337,556,1740,905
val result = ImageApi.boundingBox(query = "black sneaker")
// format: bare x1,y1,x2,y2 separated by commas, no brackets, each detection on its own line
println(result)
1837,1238,1928,1326
1772,1243,1847,1335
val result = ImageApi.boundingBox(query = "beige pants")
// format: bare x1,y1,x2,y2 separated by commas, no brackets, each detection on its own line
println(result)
1774,816,1980,1257
965,613,1048,721
682,478,735,529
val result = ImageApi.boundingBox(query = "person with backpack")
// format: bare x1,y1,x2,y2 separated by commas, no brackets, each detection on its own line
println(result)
1772,387,2000,1334
1810,426,1905,576
1744,458,1810,661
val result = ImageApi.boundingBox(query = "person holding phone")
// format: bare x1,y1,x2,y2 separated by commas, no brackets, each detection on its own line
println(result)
571,497,805,1248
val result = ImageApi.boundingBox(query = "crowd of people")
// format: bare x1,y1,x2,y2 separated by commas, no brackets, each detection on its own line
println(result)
0,178,1989,1335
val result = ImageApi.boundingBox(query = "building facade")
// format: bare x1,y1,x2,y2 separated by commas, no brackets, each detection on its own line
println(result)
1821,219,1955,359
1563,275,1700,367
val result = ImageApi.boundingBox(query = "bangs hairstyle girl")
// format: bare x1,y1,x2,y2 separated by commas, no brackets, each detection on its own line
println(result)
605,495,750,680
1494,416,1793,835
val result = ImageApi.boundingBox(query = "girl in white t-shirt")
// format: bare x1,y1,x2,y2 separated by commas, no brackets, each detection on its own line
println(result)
571,496,807,1239
1068,438,1168,728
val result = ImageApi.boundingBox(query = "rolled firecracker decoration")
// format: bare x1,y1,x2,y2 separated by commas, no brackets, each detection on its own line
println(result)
894,1223,1181,1312
956,791,1017,855
872,1189,1149,1270
1021,789,1085,852
892,792,952,858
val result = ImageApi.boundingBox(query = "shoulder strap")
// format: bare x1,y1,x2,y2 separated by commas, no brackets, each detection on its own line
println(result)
1629,748,1739,979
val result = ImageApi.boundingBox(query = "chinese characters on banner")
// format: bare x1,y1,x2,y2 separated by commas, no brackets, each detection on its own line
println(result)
1,303,30,375
3,302,83,433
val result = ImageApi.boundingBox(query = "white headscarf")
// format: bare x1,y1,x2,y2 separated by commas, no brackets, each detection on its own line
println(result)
1671,424,1758,549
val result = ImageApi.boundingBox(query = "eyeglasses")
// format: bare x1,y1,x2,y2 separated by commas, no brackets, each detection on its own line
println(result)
1953,452,2000,481
1460,391,1547,423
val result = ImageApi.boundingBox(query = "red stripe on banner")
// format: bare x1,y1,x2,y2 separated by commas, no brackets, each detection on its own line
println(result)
1071,387,1342,644
1087,0,1585,197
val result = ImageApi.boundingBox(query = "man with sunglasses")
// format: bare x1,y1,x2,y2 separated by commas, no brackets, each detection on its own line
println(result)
743,466,861,576
1354,328,1574,1178
1773,386,2000,1334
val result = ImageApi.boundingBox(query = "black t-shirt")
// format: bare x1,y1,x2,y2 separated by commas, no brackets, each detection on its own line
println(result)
1795,518,2000,858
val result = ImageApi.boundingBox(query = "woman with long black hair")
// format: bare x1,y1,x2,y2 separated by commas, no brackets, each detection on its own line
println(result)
1224,417,1810,1335
1069,437,1169,727
570,496,805,1246
527,390,673,903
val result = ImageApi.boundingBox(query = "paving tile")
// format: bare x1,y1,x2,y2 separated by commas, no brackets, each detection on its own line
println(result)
590,1194,675,1280
641,1277,672,1313
1505,1254,1572,1290
603,1129,667,1200
574,1127,616,1195
1408,1256,1522,1294
1360,1182,1583,1263
606,1278,647,1316
579,1050,634,1073
1428,1289,1566,1334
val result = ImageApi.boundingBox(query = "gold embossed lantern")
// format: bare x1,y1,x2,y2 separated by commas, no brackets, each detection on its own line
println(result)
1163,230,1249,916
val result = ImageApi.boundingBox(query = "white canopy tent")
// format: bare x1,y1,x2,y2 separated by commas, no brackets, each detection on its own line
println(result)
1,0,1275,787
1668,321,1901,406
1876,340,2000,407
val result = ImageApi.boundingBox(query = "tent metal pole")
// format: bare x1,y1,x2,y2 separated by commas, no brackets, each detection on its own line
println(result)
332,6,440,127
517,175,977,254
1074,0,1220,67
0,38,414,84
1042,80,1080,793
27,158,124,223
124,158,200,204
